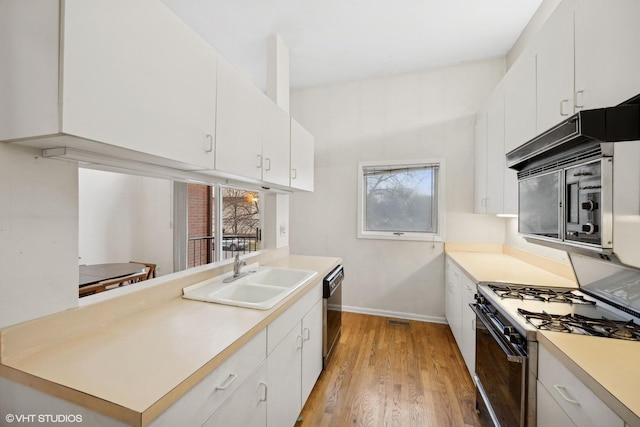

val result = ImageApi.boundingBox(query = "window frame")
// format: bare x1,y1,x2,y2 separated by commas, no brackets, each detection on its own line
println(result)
357,159,446,242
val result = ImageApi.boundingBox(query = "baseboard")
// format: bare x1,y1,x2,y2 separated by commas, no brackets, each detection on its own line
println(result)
342,305,447,325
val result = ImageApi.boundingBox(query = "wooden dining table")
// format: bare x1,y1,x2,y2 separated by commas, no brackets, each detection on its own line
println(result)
79,263,147,287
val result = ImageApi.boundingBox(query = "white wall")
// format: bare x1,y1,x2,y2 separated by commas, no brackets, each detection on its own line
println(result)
0,144,78,328
290,59,506,322
504,218,570,263
79,169,173,276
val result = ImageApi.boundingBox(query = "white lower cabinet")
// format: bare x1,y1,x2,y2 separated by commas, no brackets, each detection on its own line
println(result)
537,344,624,427
150,329,267,427
203,362,268,427
537,380,576,427
267,283,323,426
267,321,303,426
460,280,476,376
445,258,462,346
301,300,323,404
445,257,476,376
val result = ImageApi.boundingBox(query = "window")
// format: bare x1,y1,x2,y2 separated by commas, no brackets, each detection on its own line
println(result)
187,184,262,268
357,160,445,241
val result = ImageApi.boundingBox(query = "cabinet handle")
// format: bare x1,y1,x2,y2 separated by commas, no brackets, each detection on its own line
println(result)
265,158,271,171
291,168,297,179
553,384,580,405
256,154,263,168
214,373,238,391
297,335,304,349
259,382,268,402
303,327,311,341
574,90,585,109
204,134,213,153
560,99,570,116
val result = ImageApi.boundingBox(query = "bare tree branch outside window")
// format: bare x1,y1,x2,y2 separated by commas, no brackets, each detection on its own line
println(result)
364,165,438,233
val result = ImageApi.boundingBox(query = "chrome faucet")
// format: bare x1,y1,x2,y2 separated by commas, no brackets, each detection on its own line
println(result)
233,253,245,277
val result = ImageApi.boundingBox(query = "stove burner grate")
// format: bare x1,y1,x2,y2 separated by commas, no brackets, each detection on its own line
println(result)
488,284,596,305
517,309,640,340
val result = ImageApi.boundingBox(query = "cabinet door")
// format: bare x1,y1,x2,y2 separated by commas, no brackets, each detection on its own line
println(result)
0,0,59,141
301,299,323,404
460,279,476,377
504,53,537,153
62,0,217,170
290,119,315,191
216,57,263,180
474,111,489,214
267,322,303,427
535,0,576,132
574,0,640,109
445,260,462,347
261,98,291,186
538,345,624,427
203,362,267,427
486,92,505,214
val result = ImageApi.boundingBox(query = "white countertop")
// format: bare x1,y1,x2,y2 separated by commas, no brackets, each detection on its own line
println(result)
0,254,341,426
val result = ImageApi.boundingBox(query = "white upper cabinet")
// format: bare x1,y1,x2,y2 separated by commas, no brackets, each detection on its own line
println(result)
290,119,315,191
62,0,218,170
474,109,489,214
215,57,264,180
486,91,506,215
0,0,219,170
261,98,291,187
574,0,640,109
504,53,537,153
534,0,576,133
216,57,292,186
475,87,516,215
0,1,59,141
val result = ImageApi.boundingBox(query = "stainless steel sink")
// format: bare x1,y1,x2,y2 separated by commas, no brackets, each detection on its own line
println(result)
182,266,317,310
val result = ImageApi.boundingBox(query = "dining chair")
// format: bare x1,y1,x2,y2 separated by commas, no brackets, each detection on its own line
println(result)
130,261,156,280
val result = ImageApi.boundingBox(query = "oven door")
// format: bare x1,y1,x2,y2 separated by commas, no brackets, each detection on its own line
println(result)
472,305,527,427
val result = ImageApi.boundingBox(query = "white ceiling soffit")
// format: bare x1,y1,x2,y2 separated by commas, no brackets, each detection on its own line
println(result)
160,0,543,91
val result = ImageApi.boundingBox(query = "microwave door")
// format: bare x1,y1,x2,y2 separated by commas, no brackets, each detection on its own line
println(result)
518,170,562,239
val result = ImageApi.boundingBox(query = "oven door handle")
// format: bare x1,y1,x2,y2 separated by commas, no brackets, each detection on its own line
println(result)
470,304,526,364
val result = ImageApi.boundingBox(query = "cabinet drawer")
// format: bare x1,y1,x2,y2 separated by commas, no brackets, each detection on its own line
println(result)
267,282,322,354
537,380,576,427
151,328,267,427
203,361,267,427
538,345,623,427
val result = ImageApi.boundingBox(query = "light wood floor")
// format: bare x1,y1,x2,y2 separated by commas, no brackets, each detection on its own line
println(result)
296,312,481,427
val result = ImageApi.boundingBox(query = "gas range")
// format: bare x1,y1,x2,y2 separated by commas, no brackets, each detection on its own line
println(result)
472,255,640,427
476,282,637,342
473,281,640,427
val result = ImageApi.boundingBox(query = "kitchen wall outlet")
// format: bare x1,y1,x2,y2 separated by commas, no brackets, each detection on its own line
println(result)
279,223,287,237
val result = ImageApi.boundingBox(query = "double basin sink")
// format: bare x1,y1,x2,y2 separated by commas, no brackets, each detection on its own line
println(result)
183,266,317,310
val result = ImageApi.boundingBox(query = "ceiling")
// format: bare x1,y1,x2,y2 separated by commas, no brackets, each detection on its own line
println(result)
160,0,543,91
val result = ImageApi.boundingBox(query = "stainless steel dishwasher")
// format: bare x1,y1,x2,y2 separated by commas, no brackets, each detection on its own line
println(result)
322,265,343,368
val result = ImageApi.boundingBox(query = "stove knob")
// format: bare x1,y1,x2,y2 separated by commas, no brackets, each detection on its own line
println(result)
475,295,486,304
509,334,523,345
582,222,598,235
503,326,515,335
581,200,597,212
